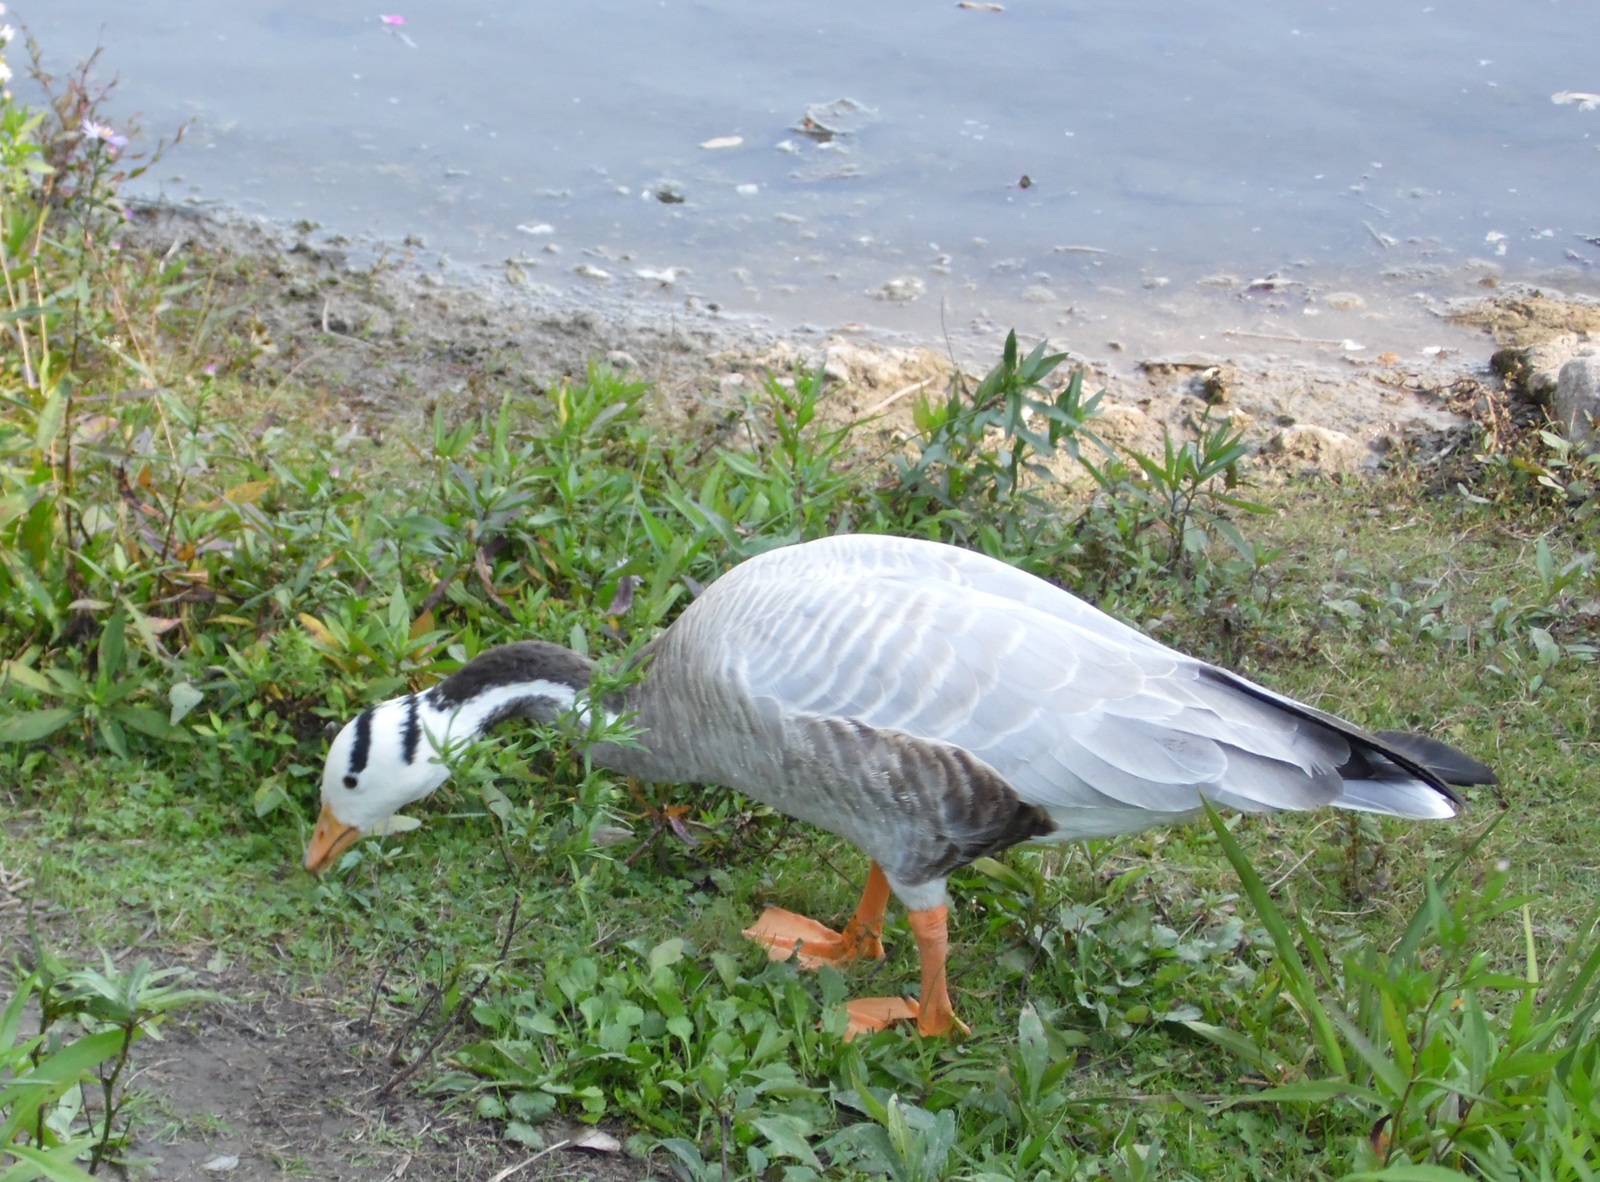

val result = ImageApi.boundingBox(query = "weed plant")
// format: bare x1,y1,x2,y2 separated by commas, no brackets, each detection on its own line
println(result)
0,38,1597,1182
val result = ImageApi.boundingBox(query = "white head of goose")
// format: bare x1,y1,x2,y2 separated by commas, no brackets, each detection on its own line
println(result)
308,533,1495,1037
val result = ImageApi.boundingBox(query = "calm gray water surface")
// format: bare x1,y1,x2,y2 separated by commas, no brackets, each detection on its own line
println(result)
19,1,1600,355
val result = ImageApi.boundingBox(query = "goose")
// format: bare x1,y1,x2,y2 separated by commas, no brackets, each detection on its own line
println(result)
304,533,1495,1036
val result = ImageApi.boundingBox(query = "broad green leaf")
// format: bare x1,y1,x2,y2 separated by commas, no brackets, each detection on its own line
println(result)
751,1113,824,1171
648,938,686,973
113,706,172,739
1179,1020,1273,1070
0,659,51,694
970,855,1029,893
253,781,291,819
1529,627,1562,666
0,707,76,743
96,716,129,760
0,1029,124,1144
97,610,127,684
32,384,66,454
0,1141,99,1182
480,782,513,821
387,580,410,635
1219,1079,1375,1106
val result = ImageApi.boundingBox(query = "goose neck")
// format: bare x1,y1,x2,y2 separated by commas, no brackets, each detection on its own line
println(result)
423,641,598,738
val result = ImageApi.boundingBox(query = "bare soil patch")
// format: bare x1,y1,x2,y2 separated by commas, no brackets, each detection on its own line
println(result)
125,971,652,1182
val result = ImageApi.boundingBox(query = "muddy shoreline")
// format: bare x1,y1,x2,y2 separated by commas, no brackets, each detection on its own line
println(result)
131,201,1600,476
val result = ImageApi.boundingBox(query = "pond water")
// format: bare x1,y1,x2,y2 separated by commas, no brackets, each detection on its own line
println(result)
19,0,1600,358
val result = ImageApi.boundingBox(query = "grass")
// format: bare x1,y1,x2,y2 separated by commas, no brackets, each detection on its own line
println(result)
2,40,1599,1182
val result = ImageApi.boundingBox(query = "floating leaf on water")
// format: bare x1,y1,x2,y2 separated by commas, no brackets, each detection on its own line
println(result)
1552,90,1600,110
795,97,877,142
872,276,924,302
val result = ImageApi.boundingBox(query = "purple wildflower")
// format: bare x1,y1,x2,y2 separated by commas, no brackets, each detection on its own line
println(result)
80,119,128,154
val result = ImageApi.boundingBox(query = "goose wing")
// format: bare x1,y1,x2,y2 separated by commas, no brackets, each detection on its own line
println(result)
701,536,1452,832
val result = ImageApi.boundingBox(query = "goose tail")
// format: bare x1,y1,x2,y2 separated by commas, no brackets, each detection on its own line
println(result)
1197,667,1495,822
1333,730,1497,821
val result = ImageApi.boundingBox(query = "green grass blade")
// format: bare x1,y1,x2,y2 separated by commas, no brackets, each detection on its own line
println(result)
1203,800,1347,1078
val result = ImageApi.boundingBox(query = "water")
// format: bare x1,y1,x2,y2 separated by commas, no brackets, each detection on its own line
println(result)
18,0,1600,357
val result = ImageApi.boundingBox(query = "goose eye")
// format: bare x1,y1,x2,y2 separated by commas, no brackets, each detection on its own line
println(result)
342,774,358,790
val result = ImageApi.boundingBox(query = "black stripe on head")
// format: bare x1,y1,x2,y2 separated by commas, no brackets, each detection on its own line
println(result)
349,707,375,776
402,694,421,765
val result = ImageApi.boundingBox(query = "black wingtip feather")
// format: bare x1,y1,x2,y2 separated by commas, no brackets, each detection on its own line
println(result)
1373,730,1498,787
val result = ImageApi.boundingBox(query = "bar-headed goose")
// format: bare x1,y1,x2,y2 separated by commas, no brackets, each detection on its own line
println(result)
305,534,1494,1036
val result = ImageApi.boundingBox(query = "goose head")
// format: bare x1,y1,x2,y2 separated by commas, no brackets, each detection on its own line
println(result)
305,697,451,873
304,641,598,873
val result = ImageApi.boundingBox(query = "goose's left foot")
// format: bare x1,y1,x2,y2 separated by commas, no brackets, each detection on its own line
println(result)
837,905,970,1037
742,862,891,967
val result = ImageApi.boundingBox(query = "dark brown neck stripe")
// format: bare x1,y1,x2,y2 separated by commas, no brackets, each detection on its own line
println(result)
426,641,595,711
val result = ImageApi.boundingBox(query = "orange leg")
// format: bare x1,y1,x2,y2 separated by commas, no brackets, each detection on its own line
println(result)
838,861,890,961
742,862,892,968
842,904,969,1039
906,904,968,1037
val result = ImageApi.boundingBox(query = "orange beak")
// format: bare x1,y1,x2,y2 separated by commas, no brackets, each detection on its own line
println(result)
304,801,362,874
